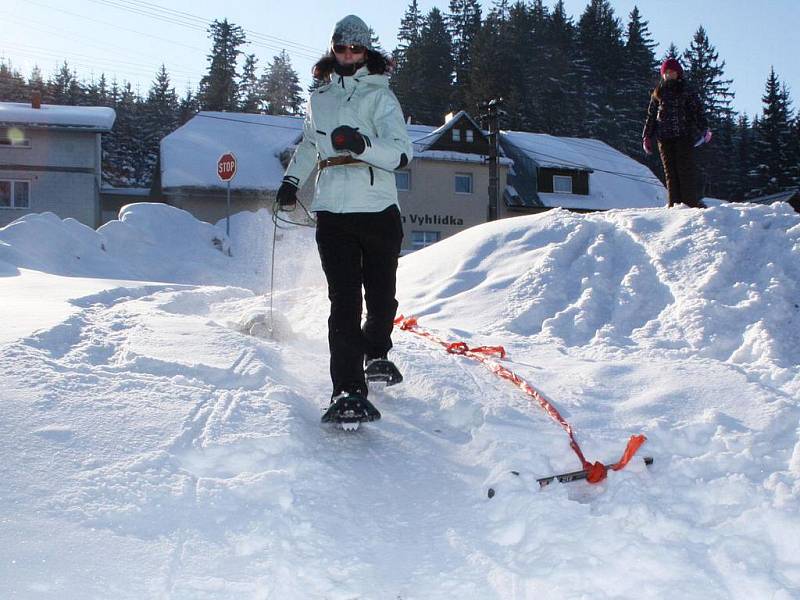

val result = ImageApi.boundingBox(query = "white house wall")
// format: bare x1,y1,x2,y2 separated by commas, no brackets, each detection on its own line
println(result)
1,129,101,228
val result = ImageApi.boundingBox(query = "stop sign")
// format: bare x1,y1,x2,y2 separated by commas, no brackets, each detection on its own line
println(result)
217,152,237,182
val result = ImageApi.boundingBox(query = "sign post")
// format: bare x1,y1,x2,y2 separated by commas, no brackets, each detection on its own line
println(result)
217,152,237,236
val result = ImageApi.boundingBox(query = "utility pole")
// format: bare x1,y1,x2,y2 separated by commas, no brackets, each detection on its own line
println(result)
479,98,503,221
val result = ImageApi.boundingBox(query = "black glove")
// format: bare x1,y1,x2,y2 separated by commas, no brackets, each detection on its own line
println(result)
331,125,366,155
276,179,298,212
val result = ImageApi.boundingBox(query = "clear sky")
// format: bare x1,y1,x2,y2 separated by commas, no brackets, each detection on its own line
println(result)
1,0,797,119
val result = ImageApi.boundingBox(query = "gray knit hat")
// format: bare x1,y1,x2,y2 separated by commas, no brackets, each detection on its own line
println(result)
330,15,372,49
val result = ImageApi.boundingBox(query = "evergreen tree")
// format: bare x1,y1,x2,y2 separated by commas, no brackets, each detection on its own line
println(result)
411,8,455,124
178,86,199,125
501,2,536,131
368,28,384,54
0,60,28,102
543,1,581,136
750,68,795,195
662,43,679,61
446,0,482,111
790,111,800,188
619,6,658,158
84,73,110,107
704,112,737,199
48,61,83,105
682,26,734,123
575,0,626,144
239,53,261,113
260,50,303,115
143,65,180,185
392,7,454,125
395,0,423,65
391,0,425,120
28,66,46,99
732,114,754,201
467,5,508,116
682,26,736,198
104,82,143,186
198,19,246,111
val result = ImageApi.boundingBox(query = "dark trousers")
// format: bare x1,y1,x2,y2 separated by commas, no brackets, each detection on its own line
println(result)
658,136,703,208
315,205,404,397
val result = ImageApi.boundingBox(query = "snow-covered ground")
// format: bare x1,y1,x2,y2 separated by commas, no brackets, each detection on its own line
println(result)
1,201,799,599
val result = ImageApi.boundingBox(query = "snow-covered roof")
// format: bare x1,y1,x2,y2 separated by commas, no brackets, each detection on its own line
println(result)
160,112,305,191
414,148,512,166
162,113,512,191
412,110,486,151
0,101,116,131
406,114,512,166
746,187,800,206
501,131,667,210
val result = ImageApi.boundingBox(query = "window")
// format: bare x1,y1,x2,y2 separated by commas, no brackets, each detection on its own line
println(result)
0,180,30,208
455,173,473,194
452,128,461,142
395,171,410,191
0,138,31,148
1,128,31,148
553,175,573,193
411,230,441,250
465,129,474,143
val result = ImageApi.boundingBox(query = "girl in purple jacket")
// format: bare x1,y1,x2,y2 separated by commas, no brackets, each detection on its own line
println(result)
643,58,712,208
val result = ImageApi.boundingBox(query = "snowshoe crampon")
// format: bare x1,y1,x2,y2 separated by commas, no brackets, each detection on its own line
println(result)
321,392,381,431
364,359,403,387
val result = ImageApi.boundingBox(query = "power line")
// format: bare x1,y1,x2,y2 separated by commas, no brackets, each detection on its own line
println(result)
113,0,326,56
2,37,202,81
24,0,209,53
1,43,201,85
194,113,306,132
86,0,324,62
0,10,206,72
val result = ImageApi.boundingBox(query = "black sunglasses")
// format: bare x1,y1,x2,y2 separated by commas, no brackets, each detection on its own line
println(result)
333,44,366,55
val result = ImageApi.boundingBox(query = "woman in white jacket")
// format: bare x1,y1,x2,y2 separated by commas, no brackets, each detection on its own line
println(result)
276,15,413,426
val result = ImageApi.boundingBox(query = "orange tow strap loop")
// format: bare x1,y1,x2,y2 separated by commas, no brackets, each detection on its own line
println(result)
394,315,647,484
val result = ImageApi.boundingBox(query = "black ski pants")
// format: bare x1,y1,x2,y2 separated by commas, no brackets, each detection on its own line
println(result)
315,205,404,398
658,136,703,208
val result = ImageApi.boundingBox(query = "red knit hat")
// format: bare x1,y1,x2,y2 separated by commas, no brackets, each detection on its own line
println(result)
661,58,683,77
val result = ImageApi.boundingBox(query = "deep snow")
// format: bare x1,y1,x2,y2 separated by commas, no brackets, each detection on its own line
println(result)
1,201,799,599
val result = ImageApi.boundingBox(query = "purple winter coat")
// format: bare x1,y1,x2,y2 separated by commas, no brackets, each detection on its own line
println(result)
642,79,707,142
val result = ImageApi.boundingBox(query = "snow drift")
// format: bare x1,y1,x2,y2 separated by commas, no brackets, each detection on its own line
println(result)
2,200,800,599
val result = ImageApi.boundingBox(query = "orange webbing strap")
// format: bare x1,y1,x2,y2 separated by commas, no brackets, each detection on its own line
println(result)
394,315,647,484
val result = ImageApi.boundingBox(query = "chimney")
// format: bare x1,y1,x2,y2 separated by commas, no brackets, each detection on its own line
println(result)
31,90,42,109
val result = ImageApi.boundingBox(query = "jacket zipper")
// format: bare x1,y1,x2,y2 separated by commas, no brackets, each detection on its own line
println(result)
368,166,374,186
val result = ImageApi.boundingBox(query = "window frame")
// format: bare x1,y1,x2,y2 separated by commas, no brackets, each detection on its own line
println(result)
394,170,411,191
465,129,474,143
553,175,573,194
411,230,441,250
451,128,461,142
1,128,31,148
0,179,31,209
454,172,473,195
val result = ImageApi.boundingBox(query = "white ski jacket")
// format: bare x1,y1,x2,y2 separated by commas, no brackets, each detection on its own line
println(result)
283,65,413,214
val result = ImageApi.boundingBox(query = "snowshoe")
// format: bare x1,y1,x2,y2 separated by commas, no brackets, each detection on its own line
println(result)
321,391,381,431
364,358,403,387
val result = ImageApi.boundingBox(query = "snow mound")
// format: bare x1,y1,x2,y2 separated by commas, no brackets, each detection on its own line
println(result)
398,203,800,388
0,203,320,292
